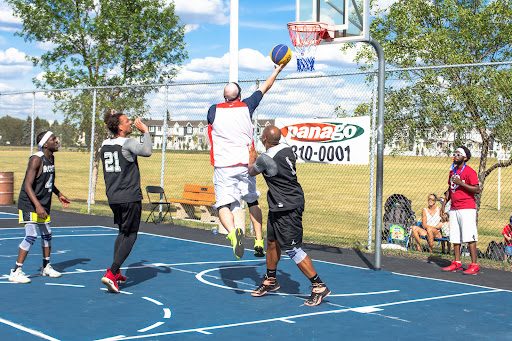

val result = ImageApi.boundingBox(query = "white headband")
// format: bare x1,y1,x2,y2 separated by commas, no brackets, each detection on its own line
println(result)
455,147,466,157
38,131,54,149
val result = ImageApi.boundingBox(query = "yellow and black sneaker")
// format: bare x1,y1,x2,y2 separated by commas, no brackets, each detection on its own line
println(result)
251,275,280,297
254,238,265,257
226,228,244,259
304,283,331,306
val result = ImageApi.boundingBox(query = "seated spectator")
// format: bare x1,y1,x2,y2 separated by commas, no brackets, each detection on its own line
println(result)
502,216,512,262
412,193,448,253
438,191,451,254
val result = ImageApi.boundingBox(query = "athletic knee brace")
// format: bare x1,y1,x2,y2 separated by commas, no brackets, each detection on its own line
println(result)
19,224,37,251
285,247,307,264
41,233,52,248
39,223,52,248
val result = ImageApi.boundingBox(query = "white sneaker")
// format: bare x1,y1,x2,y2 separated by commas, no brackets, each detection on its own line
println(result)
9,268,31,283
41,264,61,278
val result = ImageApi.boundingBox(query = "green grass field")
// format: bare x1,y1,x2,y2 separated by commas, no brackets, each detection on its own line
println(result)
1,147,511,254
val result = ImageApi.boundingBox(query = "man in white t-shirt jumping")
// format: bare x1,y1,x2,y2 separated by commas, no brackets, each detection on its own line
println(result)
207,64,286,259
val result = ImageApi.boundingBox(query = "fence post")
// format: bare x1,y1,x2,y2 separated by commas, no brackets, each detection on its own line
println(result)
87,89,97,214
159,85,169,220
30,92,35,155
367,72,378,251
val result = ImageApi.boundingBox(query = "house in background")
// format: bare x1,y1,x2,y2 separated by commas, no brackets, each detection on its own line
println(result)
141,119,275,151
384,125,510,159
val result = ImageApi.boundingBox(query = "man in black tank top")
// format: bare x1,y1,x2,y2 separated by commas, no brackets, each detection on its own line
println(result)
100,110,152,293
248,125,330,306
9,131,70,284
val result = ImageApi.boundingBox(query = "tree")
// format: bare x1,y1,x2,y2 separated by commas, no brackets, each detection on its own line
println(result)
0,116,24,145
33,117,50,136
52,119,79,148
346,0,512,213
8,0,187,203
21,116,32,145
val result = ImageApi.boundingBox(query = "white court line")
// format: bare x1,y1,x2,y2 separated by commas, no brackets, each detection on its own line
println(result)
2,224,505,293
0,224,509,294
99,288,133,295
85,225,512,293
14,224,509,294
142,297,163,306
0,226,112,230
110,289,503,340
196,330,212,335
195,265,399,297
163,308,171,319
0,233,118,241
93,335,126,341
137,322,165,333
0,317,60,341
46,283,85,288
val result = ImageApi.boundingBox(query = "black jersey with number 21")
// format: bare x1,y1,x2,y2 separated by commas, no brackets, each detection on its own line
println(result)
101,137,143,204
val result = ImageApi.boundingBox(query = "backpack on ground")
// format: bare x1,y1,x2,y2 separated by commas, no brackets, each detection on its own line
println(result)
485,241,505,261
382,194,416,241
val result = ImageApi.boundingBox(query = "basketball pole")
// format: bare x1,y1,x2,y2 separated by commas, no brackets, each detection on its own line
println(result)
229,0,239,83
368,37,385,271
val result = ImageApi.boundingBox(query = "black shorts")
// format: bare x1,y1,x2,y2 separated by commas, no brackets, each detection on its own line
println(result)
267,205,304,251
109,201,141,236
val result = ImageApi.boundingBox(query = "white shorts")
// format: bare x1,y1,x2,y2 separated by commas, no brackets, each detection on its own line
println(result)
213,166,260,211
448,209,478,243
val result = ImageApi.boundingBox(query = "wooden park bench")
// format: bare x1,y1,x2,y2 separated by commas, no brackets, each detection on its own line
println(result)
168,184,220,224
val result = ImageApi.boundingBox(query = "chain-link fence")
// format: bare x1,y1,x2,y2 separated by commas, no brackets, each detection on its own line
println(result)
1,61,511,260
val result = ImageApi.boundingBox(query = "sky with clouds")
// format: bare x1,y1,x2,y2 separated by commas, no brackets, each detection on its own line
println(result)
0,0,395,121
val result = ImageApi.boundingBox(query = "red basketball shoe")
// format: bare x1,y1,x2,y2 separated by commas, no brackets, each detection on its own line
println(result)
441,261,462,272
115,270,127,284
463,263,480,275
101,268,119,293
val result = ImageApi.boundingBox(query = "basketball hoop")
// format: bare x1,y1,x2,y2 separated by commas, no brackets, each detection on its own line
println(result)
287,21,332,72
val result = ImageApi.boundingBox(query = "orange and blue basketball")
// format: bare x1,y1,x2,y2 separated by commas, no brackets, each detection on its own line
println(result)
270,44,292,65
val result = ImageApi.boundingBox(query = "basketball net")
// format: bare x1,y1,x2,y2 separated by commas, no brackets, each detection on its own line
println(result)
287,22,331,72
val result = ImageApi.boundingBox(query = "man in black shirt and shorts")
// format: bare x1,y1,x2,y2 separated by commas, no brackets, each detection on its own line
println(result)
248,125,330,306
9,131,70,283
100,110,152,293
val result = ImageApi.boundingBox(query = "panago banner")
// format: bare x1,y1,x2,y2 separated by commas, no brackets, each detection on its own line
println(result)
275,117,371,165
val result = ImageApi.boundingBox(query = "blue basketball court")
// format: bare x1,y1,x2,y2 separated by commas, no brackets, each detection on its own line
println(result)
0,219,510,340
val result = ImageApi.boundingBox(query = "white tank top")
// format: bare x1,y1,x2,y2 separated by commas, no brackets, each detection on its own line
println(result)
424,207,441,227
209,101,254,167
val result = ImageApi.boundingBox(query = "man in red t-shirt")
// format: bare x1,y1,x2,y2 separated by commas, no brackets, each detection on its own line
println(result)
441,146,481,275
502,216,512,262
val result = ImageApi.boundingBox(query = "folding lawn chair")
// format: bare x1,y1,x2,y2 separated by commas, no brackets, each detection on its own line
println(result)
387,224,411,250
145,186,173,224
417,222,450,249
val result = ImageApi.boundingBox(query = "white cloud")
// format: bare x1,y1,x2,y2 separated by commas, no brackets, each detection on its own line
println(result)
376,0,398,11
0,64,31,78
180,48,275,80
0,2,22,32
173,0,229,32
0,48,33,79
240,22,283,30
174,68,213,82
314,43,360,69
36,41,57,51
0,47,27,64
